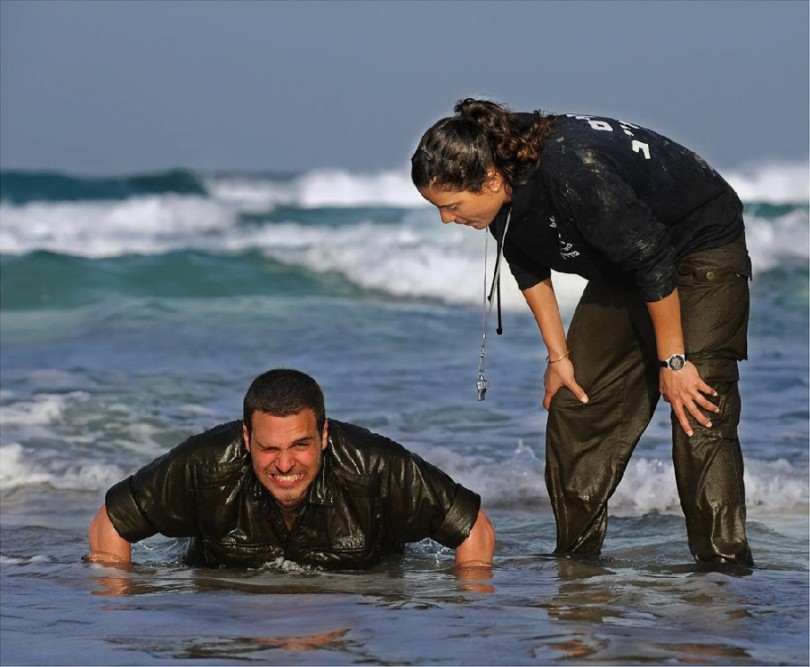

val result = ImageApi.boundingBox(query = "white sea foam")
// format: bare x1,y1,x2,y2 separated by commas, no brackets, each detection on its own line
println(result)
723,160,810,204
424,441,809,515
0,195,237,257
0,391,136,492
202,175,299,213
233,217,527,307
294,169,426,208
0,442,125,492
743,207,809,270
0,443,51,489
614,456,809,514
0,391,89,426
0,554,53,566
204,167,425,211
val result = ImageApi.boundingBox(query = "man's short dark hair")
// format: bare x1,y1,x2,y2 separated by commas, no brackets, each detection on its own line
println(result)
243,369,326,433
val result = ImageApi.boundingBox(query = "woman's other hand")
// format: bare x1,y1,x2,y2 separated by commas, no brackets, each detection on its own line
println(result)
543,358,589,409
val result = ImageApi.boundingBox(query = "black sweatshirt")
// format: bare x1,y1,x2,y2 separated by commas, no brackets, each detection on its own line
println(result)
492,113,744,302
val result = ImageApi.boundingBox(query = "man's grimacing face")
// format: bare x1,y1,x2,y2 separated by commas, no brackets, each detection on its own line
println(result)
243,409,328,511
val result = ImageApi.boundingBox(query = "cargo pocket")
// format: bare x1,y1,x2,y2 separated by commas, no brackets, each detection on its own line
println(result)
677,265,750,361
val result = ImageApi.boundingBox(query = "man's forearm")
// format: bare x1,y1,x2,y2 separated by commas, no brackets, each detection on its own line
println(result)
88,505,132,565
455,510,495,566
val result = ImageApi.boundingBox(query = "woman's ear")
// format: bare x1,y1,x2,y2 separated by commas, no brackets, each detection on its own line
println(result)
486,169,504,193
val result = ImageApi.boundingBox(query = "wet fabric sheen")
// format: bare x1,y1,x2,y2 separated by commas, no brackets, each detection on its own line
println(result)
546,235,753,564
105,420,481,569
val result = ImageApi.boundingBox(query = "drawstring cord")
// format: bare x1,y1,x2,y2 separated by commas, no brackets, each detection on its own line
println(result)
477,210,511,400
490,235,504,335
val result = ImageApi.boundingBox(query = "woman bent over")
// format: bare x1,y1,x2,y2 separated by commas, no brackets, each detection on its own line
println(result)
412,98,753,565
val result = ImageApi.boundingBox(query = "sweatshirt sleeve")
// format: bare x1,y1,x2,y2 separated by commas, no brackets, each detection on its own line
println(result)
503,239,552,291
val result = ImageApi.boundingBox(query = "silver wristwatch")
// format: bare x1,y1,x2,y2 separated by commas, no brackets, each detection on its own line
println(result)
660,353,687,371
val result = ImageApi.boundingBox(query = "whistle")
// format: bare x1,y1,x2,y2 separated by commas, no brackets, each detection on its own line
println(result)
476,374,488,401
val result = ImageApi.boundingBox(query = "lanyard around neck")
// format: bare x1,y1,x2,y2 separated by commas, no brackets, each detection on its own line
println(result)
476,210,512,400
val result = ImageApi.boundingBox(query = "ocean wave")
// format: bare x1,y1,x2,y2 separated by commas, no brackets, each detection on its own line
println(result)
427,441,809,515
205,168,424,211
0,386,804,512
1,433,804,515
745,206,809,271
0,195,237,258
1,202,805,313
3,160,806,211
0,168,206,204
0,163,806,311
0,391,86,426
0,443,125,492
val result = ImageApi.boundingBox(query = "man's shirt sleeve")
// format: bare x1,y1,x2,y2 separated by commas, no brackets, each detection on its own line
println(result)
105,437,200,543
383,447,481,549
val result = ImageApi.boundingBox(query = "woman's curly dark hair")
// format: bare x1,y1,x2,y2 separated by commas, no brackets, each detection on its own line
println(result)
411,98,556,192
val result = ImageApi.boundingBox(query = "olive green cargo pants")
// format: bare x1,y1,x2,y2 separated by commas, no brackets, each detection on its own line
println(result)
546,235,754,564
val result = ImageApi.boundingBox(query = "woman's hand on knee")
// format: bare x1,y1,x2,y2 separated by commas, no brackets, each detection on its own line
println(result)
659,363,719,436
543,359,589,409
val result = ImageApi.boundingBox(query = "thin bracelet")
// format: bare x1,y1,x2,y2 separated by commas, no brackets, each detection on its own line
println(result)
546,351,570,363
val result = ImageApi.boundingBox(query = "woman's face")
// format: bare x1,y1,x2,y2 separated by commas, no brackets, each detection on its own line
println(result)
418,172,510,230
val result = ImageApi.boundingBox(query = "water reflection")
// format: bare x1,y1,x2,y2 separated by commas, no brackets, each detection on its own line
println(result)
251,628,350,651
106,628,361,662
535,554,757,662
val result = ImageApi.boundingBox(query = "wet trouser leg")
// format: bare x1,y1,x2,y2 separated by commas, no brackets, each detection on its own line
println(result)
546,281,660,555
672,236,753,564
545,235,753,564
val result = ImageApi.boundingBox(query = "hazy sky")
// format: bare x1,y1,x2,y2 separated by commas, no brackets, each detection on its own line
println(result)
1,0,808,175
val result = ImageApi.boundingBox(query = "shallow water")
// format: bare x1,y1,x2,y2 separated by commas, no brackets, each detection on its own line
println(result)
2,287,807,665
2,503,807,665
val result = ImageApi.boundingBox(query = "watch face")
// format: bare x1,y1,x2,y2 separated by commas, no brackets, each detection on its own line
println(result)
669,354,686,370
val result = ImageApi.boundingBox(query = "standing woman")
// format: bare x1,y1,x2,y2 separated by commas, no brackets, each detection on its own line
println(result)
412,98,753,565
